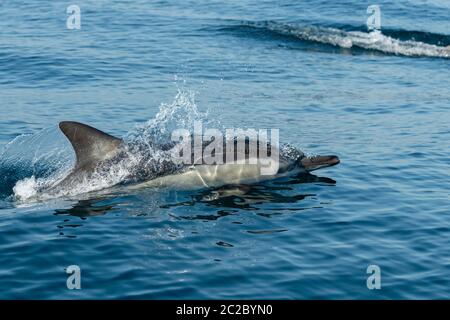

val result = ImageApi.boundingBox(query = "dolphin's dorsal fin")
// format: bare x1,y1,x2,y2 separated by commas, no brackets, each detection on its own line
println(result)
59,121,123,170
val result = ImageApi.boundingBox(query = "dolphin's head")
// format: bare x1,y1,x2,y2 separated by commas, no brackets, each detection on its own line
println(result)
299,155,340,172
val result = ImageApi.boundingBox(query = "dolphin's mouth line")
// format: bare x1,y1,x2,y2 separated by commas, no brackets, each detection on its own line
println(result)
300,155,340,172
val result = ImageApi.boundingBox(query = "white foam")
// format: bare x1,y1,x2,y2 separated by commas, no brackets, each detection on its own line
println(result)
13,176,39,200
256,21,450,58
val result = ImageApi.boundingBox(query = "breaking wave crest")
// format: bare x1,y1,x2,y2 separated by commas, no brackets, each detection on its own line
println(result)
231,21,450,58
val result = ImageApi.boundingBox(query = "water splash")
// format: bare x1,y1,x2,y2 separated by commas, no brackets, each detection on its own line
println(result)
4,89,210,202
126,88,218,145
0,126,73,199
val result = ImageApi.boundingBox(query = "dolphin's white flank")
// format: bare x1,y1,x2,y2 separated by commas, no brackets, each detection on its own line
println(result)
132,162,296,190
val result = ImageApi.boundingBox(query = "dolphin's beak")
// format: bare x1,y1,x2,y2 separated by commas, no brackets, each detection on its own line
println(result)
300,155,340,172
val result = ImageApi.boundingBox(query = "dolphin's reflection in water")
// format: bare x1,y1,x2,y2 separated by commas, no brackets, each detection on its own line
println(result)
53,197,115,237
54,197,114,218
163,172,336,220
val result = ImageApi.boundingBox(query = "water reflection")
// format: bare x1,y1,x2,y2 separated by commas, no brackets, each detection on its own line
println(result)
53,197,116,238
164,172,337,220
54,197,115,218
50,172,337,228
278,172,336,185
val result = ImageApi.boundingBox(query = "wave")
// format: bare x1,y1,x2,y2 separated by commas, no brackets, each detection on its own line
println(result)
223,21,450,58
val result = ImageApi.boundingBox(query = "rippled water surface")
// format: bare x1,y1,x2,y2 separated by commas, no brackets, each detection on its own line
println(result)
0,0,449,299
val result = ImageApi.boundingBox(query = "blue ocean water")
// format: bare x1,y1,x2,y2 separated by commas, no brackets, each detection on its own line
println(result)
0,0,449,299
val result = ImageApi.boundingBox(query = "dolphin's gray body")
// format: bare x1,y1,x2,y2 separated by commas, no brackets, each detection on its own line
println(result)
50,121,339,194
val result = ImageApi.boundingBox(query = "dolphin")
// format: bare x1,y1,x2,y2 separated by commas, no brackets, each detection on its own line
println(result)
48,121,339,195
